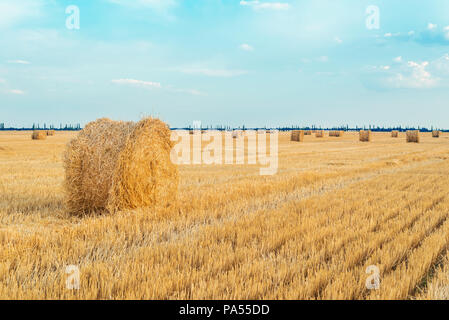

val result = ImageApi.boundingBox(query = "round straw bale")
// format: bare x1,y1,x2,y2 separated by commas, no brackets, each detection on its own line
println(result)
359,130,371,142
32,131,47,140
406,130,420,143
64,117,178,215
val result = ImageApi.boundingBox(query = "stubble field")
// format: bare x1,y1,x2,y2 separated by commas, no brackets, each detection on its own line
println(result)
1,130,449,299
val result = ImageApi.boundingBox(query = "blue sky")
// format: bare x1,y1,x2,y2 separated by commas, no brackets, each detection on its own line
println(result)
1,0,449,128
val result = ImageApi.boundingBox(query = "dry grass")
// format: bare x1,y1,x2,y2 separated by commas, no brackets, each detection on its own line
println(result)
63,118,178,215
359,130,371,142
407,130,420,143
416,250,449,299
1,131,449,299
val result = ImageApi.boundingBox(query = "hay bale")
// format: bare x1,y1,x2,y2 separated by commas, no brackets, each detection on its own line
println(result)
189,129,204,135
291,130,304,142
232,130,242,138
63,117,178,215
304,130,312,135
47,130,55,136
391,130,399,138
315,130,324,138
32,131,47,140
406,130,420,143
359,130,371,142
432,130,440,138
329,131,343,137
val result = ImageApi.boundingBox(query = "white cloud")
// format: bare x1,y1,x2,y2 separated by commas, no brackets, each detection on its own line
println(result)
8,89,25,95
0,79,24,94
444,26,449,40
1,82,26,95
383,32,401,38
179,68,248,77
7,60,30,65
316,56,329,63
364,55,449,90
172,88,206,96
240,1,290,10
239,43,254,51
301,56,329,64
106,0,177,20
385,60,438,89
383,26,449,46
393,56,402,63
334,37,343,44
107,0,177,13
0,0,44,29
431,53,449,75
112,78,162,88
112,78,204,95
315,72,335,77
428,23,438,30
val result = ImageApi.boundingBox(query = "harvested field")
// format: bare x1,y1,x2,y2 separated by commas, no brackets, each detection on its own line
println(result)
1,131,449,299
